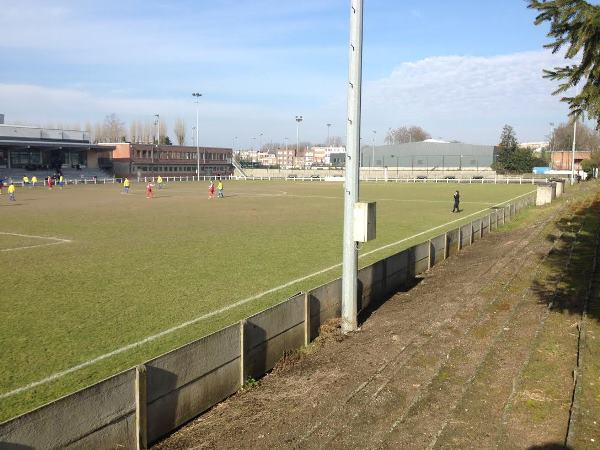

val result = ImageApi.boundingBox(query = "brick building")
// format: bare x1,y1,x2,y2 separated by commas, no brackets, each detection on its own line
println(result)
550,150,591,171
105,143,233,178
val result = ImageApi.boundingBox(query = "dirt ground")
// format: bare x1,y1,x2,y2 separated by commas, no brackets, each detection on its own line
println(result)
155,184,600,450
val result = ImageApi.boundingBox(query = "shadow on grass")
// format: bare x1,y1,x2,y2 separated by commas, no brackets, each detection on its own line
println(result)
531,199,600,322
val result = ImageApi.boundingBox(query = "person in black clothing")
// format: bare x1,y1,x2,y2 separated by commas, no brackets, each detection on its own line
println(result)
452,190,460,212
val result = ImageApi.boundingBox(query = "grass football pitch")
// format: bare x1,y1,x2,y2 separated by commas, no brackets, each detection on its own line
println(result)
0,180,534,421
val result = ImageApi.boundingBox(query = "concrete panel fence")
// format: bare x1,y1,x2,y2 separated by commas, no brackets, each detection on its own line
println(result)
0,190,539,449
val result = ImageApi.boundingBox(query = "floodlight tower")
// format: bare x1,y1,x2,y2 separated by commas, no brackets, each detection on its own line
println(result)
341,0,364,333
192,92,202,179
372,130,376,167
295,115,303,155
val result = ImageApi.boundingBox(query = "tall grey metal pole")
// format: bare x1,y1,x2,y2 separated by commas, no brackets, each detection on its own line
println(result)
156,114,160,147
295,116,303,155
372,130,376,169
341,0,364,333
192,92,202,180
153,114,159,164
571,119,577,185
196,104,200,178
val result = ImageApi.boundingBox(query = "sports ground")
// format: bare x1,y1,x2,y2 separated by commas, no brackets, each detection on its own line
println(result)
0,180,534,421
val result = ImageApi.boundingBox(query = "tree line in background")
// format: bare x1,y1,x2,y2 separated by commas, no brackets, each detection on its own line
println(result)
22,114,189,146
493,121,600,173
23,114,347,151
384,126,431,144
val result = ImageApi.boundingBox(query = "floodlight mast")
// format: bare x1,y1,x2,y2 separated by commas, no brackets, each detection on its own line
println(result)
192,93,202,180
341,0,364,334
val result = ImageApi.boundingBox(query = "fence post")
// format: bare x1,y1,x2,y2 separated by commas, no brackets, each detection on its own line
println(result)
480,219,484,239
428,239,432,270
458,227,462,251
135,365,148,450
470,223,474,245
444,232,449,260
239,319,246,386
304,292,310,346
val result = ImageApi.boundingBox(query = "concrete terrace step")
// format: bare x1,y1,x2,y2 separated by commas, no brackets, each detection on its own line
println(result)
298,224,546,449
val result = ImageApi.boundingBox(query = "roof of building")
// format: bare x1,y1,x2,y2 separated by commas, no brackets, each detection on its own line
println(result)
362,141,495,157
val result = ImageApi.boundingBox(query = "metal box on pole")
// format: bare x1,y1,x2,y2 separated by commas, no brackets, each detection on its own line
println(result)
353,202,376,242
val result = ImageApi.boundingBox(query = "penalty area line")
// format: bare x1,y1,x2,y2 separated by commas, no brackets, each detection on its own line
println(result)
0,231,71,242
0,189,535,400
0,232,72,252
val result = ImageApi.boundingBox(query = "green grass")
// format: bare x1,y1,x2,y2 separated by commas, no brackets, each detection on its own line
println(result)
0,180,533,421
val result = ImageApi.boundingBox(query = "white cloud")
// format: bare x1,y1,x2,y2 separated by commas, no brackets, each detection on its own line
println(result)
0,50,581,148
361,50,576,144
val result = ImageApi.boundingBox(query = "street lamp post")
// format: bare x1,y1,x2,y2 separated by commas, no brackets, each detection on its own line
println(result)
153,114,159,166
295,116,303,155
341,0,364,333
192,92,202,180
372,130,376,174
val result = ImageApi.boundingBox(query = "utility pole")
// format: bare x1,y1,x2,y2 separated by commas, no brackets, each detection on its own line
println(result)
192,92,202,179
371,130,376,168
327,123,332,147
295,116,303,155
571,119,577,185
153,114,159,165
341,0,364,333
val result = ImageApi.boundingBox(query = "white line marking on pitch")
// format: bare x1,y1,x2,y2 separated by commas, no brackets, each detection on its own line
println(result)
0,232,72,252
0,190,534,399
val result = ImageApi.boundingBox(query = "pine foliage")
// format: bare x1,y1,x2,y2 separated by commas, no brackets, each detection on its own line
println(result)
529,0,600,125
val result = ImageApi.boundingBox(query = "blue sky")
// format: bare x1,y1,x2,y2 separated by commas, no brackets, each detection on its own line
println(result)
0,0,580,147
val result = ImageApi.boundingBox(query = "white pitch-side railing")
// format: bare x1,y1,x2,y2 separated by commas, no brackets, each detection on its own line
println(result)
5,174,556,188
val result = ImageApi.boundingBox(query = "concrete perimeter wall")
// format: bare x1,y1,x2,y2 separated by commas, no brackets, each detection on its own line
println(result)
0,191,539,449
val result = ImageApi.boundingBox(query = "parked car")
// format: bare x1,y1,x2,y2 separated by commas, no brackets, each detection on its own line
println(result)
416,175,427,179
310,174,321,179
443,175,456,179
472,175,484,180
287,174,297,179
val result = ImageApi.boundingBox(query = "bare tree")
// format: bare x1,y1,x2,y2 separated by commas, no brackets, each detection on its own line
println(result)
84,122,93,142
97,113,126,142
385,126,431,144
551,120,600,151
329,136,344,147
142,120,154,144
174,118,187,145
129,120,143,143
159,118,168,144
